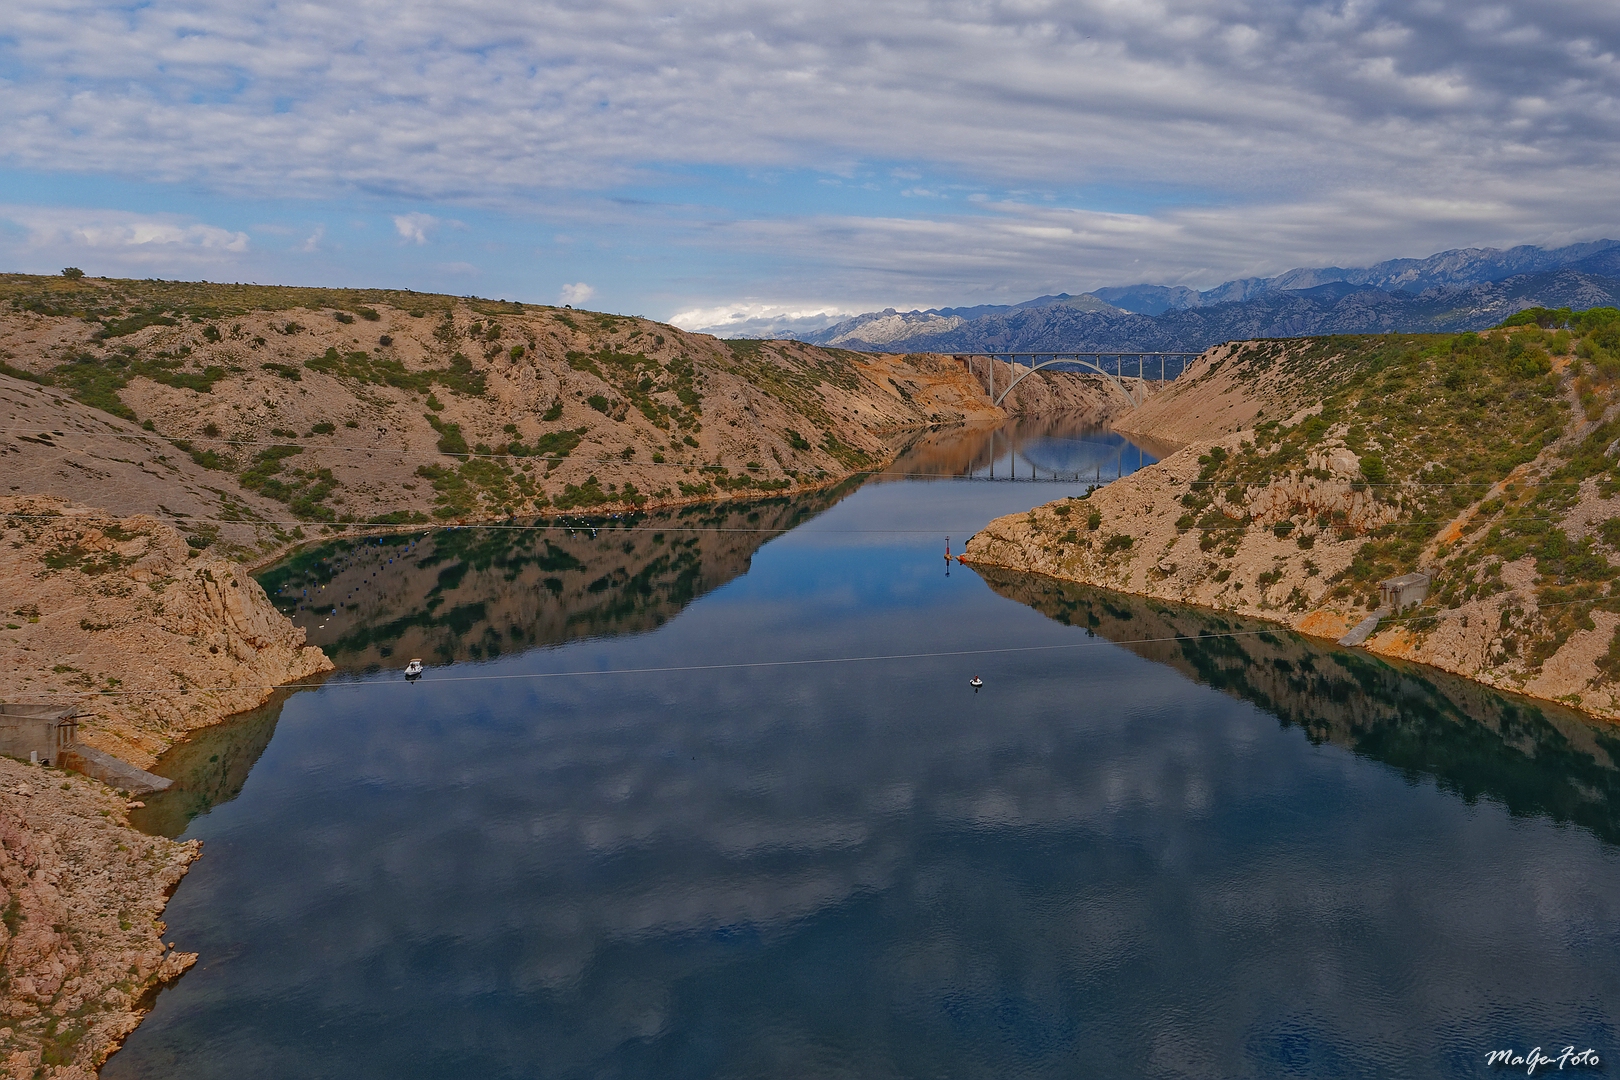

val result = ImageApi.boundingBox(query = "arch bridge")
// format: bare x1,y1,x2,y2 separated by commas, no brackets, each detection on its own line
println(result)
957,352,1202,408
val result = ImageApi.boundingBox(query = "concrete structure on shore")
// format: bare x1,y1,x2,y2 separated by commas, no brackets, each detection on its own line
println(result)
1379,572,1431,613
0,703,172,794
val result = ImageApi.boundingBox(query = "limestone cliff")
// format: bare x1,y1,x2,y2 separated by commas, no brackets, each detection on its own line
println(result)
1,495,333,769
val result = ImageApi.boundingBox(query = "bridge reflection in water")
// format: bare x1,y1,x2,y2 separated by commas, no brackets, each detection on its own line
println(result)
978,567,1620,847
879,415,1179,484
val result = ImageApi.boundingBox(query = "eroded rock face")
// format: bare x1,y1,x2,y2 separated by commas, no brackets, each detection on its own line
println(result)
962,436,1620,723
0,757,199,1077
1,495,334,768
963,435,1365,634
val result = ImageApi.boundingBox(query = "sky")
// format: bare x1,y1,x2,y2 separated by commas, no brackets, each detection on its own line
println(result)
3,0,1619,334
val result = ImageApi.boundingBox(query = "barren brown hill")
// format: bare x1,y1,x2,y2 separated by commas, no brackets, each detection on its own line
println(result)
966,318,1620,721
1111,339,1356,443
0,274,1042,565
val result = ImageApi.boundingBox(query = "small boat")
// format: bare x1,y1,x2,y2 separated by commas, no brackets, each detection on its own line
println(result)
404,659,424,679
970,676,983,690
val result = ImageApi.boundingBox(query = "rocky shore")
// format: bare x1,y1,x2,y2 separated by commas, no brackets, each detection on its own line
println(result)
2,496,333,771
0,758,200,1077
0,495,331,1075
965,327,1620,722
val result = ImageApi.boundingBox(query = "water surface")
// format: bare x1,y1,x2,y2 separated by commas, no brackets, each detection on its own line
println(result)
112,420,1620,1079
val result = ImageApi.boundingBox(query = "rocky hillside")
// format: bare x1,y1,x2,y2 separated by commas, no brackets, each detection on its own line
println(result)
965,309,1620,720
0,756,200,1077
0,274,1013,565
1,496,333,769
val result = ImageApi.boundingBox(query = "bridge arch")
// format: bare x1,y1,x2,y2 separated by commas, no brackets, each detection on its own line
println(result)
959,352,1200,409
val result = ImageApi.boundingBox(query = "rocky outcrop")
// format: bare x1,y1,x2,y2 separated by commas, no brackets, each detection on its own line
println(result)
962,435,1620,722
965,329,1620,723
963,434,1369,637
1,495,333,769
0,495,333,1073
0,756,200,1077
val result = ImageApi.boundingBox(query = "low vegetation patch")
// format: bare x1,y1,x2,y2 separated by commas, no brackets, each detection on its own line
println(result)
306,347,486,396
565,348,703,432
238,444,338,520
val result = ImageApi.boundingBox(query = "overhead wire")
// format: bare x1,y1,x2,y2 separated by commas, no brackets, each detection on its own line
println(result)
0,426,1604,487
0,509,1594,534
0,627,1342,698
20,587,1619,704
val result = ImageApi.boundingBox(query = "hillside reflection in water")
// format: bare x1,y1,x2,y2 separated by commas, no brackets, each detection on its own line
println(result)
111,419,1620,1080
259,486,857,672
979,568,1620,846
135,489,857,835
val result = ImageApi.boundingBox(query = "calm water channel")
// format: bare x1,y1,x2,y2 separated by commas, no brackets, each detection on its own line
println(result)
110,419,1620,1079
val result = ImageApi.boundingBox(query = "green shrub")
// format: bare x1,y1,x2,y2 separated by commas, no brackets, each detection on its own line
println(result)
425,414,468,455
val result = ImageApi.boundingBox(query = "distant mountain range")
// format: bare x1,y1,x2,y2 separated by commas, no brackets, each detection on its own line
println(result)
747,240,1620,354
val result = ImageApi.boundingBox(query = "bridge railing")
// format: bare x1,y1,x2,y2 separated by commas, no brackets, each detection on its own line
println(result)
955,351,1203,407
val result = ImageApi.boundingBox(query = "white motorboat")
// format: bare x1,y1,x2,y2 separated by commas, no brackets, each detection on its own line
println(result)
969,676,983,690
404,659,424,679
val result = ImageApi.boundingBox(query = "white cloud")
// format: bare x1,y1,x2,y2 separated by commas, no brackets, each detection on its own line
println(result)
0,206,250,270
2,0,1616,208
559,282,595,305
393,213,437,244
667,302,860,337
2,0,1618,305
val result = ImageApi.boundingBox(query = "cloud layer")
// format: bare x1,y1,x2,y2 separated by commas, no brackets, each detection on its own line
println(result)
0,206,250,269
3,0,1619,311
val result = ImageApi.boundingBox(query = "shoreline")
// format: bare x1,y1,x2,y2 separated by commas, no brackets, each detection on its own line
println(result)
959,552,1620,728
232,418,991,574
